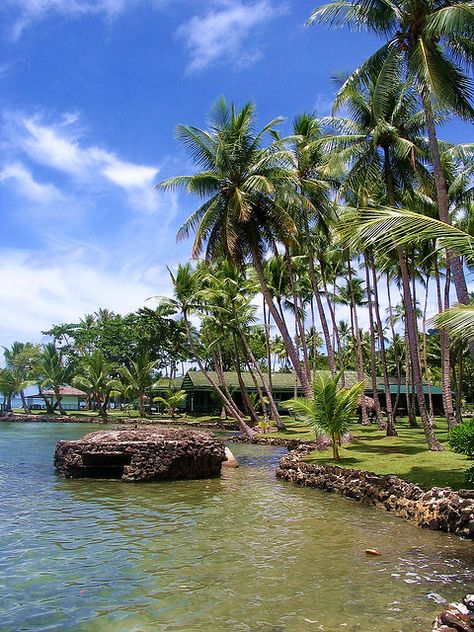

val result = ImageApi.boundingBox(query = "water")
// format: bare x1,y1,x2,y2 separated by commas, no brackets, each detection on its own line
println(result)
0,423,472,632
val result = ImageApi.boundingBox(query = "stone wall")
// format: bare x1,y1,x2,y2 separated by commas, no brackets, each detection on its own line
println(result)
276,450,474,538
55,428,226,481
432,595,474,631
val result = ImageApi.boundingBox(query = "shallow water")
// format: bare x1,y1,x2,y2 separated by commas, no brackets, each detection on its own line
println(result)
0,422,472,631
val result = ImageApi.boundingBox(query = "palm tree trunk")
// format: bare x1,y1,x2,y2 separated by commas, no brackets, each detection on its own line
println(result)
302,213,337,375
239,329,284,429
386,277,401,422
183,312,255,438
422,96,474,360
383,144,442,450
20,390,31,414
422,274,434,418
285,250,311,382
434,258,455,429
364,253,383,427
347,256,369,425
371,256,396,435
262,299,273,391
250,245,311,398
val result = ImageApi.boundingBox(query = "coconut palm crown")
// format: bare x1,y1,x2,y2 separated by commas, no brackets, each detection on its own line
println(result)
284,371,365,461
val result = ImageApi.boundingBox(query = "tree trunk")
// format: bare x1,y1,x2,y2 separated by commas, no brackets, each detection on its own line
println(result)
422,95,474,361
20,389,31,414
386,278,401,423
398,249,442,449
371,257,396,436
183,313,256,438
251,245,312,398
301,212,337,375
348,256,369,425
383,144,442,449
364,253,383,428
422,274,434,418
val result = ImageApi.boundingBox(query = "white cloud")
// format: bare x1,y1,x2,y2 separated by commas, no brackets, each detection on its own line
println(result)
3,0,134,39
0,248,173,349
4,111,161,213
0,162,64,204
177,0,288,73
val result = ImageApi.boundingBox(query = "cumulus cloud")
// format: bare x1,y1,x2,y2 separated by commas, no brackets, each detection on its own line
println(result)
177,0,288,73
4,111,161,213
0,248,173,349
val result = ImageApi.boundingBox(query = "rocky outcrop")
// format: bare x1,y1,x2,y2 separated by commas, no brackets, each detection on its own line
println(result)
276,451,474,538
433,595,474,631
54,428,226,481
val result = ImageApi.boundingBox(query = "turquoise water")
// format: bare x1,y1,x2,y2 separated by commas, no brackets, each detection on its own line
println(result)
0,422,473,631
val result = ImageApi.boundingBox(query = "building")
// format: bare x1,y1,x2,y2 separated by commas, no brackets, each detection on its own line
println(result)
26,385,87,411
155,370,445,416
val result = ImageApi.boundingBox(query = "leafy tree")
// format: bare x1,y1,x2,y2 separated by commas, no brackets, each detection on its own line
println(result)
284,371,365,461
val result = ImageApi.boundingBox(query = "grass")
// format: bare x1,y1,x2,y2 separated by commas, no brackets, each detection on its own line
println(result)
297,419,471,491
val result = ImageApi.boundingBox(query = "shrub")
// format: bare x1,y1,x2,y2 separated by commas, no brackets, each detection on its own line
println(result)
449,420,474,484
449,420,474,459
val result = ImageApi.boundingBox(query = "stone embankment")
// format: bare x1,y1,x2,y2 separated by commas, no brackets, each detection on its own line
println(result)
54,427,226,481
276,450,474,538
432,595,474,631
0,412,240,430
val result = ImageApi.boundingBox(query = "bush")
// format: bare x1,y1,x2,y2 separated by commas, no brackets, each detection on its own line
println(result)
449,420,474,459
465,465,474,486
449,420,474,484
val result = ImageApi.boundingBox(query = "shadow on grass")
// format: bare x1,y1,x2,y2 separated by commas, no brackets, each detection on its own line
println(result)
400,465,468,491
348,441,426,456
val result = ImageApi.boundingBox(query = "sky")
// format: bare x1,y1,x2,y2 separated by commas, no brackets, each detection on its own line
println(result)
0,0,472,350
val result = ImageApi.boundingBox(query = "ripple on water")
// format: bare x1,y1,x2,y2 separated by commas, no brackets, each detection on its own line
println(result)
0,423,473,632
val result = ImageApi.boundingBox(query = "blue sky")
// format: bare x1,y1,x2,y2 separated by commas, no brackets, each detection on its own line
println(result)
0,0,472,348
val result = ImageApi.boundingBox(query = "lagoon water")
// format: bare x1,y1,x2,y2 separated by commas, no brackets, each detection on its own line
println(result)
1,422,473,631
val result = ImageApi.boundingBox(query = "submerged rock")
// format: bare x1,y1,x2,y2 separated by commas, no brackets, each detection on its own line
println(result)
222,446,239,468
54,428,226,481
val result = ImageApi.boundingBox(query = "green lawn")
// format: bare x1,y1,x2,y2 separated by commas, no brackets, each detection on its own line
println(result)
299,419,471,491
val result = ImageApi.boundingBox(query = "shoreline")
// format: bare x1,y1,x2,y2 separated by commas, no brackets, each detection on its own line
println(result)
276,448,474,539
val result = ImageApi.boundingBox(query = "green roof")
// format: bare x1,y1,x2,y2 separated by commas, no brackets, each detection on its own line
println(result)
154,377,184,392
378,384,443,396
182,370,368,393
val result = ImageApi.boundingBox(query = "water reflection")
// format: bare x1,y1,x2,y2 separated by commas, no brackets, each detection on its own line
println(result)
0,423,472,631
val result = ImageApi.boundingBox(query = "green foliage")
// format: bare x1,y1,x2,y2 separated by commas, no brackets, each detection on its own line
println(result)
449,419,474,459
153,388,186,418
284,371,364,460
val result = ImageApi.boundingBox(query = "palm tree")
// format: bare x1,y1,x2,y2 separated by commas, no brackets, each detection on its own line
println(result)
325,68,443,448
156,262,257,438
284,371,365,461
308,0,474,310
35,343,73,415
154,387,187,418
3,342,40,413
349,206,474,339
118,354,160,417
157,98,311,398
73,350,116,418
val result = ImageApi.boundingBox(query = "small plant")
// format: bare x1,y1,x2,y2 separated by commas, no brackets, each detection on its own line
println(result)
284,371,364,461
449,420,474,484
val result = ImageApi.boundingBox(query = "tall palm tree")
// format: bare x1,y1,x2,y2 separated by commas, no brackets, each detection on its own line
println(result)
157,98,311,398
308,0,474,310
327,69,443,448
